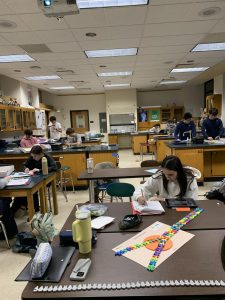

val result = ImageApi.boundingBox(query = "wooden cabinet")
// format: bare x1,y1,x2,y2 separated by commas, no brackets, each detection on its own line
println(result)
155,139,174,162
59,153,87,186
0,105,36,132
132,135,148,154
206,94,222,115
22,108,36,129
137,106,183,131
108,135,118,145
89,152,117,167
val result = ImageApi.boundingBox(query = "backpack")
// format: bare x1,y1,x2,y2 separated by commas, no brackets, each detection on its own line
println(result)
205,179,225,203
12,232,37,253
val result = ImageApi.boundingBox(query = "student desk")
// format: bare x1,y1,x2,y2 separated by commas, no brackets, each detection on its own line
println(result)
21,229,225,299
0,173,58,220
78,167,157,202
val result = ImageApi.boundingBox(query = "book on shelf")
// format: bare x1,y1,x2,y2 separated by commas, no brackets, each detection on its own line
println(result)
131,200,165,215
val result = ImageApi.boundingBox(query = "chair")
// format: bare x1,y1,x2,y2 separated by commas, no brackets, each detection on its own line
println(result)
106,182,135,202
94,162,118,203
140,160,161,184
0,216,11,248
185,166,202,179
56,162,75,202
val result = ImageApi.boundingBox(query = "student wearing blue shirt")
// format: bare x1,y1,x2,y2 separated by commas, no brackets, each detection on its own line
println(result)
201,108,224,140
174,112,196,140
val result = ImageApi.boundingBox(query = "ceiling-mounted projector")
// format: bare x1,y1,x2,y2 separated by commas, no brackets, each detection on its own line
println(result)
38,0,79,18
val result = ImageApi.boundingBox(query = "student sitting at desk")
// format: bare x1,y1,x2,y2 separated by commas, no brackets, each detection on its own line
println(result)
174,112,196,140
20,129,38,148
66,128,82,145
12,145,57,214
201,108,224,140
133,155,198,205
0,176,18,239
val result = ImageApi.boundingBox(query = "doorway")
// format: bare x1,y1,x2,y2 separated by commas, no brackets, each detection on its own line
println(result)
70,110,90,133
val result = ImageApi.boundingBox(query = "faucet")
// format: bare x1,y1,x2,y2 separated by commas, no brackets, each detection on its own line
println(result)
183,130,192,141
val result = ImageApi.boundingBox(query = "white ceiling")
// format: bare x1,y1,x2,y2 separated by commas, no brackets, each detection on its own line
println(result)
0,0,225,94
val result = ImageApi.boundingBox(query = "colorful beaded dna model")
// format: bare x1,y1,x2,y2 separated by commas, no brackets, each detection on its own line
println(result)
115,207,203,272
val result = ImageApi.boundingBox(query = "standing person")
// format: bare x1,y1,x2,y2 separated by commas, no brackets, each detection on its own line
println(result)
174,112,196,140
201,108,224,140
20,129,38,148
66,128,82,145
133,155,198,205
48,116,62,140
0,176,18,239
11,145,57,214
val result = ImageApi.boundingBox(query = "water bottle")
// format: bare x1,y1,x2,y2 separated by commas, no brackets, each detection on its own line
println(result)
87,158,94,174
42,157,48,175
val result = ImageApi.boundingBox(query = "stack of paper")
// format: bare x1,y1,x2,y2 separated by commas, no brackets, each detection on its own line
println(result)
7,178,31,186
91,216,115,229
19,147,32,153
0,165,14,177
132,200,165,215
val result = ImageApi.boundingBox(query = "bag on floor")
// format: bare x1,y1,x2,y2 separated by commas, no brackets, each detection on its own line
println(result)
12,231,37,253
30,212,58,245
205,179,225,203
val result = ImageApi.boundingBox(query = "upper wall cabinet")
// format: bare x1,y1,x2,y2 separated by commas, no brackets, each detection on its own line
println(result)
0,105,36,132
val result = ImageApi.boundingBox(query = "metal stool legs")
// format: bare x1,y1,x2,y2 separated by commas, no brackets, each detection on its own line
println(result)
0,219,11,249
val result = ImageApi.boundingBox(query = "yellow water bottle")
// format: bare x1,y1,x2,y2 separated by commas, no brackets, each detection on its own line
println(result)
42,156,48,175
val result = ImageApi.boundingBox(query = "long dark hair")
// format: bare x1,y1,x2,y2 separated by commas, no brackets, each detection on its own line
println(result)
159,155,194,198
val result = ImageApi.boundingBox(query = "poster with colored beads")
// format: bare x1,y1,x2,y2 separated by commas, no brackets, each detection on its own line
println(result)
113,221,194,270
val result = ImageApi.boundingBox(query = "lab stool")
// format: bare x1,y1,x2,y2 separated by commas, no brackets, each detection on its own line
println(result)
139,140,156,161
0,216,11,248
57,165,75,201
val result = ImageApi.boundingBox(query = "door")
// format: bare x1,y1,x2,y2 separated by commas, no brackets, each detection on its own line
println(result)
70,110,89,134
99,112,107,133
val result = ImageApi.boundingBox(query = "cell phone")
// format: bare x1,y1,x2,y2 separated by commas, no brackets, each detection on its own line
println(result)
70,258,91,281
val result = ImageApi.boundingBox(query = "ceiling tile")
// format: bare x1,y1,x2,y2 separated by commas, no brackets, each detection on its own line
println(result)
79,38,140,50
47,42,81,53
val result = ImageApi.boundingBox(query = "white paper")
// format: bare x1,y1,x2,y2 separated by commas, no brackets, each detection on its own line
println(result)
11,172,30,178
144,168,158,174
7,178,30,186
91,216,115,229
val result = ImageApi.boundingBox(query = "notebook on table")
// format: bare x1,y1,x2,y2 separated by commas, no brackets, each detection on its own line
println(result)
131,200,165,215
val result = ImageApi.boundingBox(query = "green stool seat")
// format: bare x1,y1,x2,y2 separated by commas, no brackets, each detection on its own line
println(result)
106,182,135,202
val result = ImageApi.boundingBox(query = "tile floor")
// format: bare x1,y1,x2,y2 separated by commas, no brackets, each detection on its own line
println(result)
0,149,215,299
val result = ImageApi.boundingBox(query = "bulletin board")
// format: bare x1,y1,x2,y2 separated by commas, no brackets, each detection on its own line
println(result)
149,109,160,121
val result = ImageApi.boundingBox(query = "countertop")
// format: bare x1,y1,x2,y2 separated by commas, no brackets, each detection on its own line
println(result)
166,140,225,149
0,145,119,157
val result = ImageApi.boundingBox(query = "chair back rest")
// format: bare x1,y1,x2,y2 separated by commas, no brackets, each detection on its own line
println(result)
94,162,114,170
140,160,160,168
106,182,135,197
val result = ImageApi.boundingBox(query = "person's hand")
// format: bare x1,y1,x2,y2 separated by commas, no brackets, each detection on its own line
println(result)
208,137,213,140
32,168,40,173
5,176,11,181
25,168,30,173
137,196,147,206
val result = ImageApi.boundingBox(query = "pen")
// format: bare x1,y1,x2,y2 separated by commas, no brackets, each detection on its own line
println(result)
75,258,91,273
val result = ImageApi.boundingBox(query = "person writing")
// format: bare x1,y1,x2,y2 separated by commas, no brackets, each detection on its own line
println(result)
48,116,62,140
174,112,196,140
11,145,57,214
133,155,198,205
201,108,224,140
149,124,160,134
20,129,38,148
0,176,18,239
66,128,82,145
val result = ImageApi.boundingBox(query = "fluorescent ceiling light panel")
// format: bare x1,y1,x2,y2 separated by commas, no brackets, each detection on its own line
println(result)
104,83,131,87
24,75,60,80
171,67,209,73
192,43,225,52
49,86,75,90
98,71,132,77
85,48,137,58
0,54,34,63
160,80,187,85
77,0,148,9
